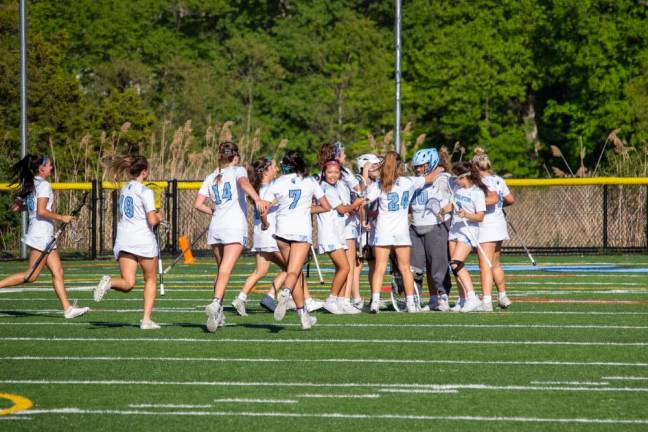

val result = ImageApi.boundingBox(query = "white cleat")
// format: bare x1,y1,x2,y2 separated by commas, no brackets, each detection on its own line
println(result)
369,300,380,314
305,298,325,313
231,297,248,316
140,319,161,330
498,295,512,309
450,299,464,312
339,300,362,315
437,298,450,312
461,297,482,313
406,303,419,313
205,302,222,332
351,299,364,311
324,300,342,314
94,275,111,302
218,307,226,328
64,302,89,319
480,301,494,312
300,312,317,330
274,289,291,321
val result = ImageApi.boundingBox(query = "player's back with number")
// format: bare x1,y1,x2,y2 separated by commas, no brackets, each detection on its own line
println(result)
115,180,157,257
199,166,247,225
367,176,425,240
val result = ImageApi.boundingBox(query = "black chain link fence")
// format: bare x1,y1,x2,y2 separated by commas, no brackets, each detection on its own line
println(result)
1,181,647,259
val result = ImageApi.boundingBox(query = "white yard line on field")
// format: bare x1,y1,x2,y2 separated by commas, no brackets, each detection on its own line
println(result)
128,404,211,409
2,356,648,368
213,398,297,404
529,381,609,386
602,376,648,381
1,337,647,347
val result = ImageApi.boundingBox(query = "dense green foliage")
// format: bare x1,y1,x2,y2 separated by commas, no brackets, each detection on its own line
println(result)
0,0,647,178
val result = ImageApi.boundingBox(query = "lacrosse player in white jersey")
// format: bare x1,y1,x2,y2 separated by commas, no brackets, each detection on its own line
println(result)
472,148,515,310
356,153,382,291
0,155,89,319
365,151,443,313
193,142,268,332
260,150,331,329
94,155,162,329
439,162,487,313
409,148,454,312
313,159,364,314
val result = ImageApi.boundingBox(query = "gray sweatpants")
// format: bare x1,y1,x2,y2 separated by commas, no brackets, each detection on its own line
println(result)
409,221,452,296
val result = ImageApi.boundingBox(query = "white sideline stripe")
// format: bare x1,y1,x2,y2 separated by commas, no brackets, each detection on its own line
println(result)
213,398,297,404
128,404,211,409
530,381,610,386
296,394,380,399
3,356,648,368
0,416,32,420
2,336,646,347
603,376,648,381
1,322,647,331
379,389,458,394
3,380,648,393
12,408,648,424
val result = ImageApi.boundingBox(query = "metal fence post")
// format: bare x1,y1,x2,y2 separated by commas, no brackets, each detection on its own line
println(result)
602,184,608,251
171,180,178,254
90,180,98,259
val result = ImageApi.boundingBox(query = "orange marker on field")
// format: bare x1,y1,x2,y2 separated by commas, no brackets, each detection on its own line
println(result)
179,235,196,264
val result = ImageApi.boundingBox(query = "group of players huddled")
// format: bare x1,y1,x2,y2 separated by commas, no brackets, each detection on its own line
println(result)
1,141,514,331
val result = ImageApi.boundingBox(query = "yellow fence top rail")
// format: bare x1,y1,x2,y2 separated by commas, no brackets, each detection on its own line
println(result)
2,177,648,191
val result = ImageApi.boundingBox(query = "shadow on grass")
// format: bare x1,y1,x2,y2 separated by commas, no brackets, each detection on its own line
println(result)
0,310,55,318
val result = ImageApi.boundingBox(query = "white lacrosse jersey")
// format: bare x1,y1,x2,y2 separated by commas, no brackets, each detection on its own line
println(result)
337,169,361,239
451,184,486,228
481,175,511,224
252,183,279,252
23,176,55,251
198,166,248,234
113,180,157,259
261,174,324,243
366,176,426,245
316,181,347,253
410,172,452,226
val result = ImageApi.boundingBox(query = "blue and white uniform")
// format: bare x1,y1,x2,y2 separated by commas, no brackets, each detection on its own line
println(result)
252,183,279,253
478,174,510,243
366,176,426,246
337,170,361,240
316,181,347,254
261,174,325,244
410,172,452,228
23,176,55,252
449,183,486,247
113,180,158,260
198,166,248,246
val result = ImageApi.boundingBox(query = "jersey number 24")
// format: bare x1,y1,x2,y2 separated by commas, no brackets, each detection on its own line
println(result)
387,191,410,211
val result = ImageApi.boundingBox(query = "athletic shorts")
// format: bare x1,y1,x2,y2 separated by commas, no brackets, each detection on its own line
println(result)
208,229,248,247
373,231,411,247
23,235,56,253
478,220,509,243
448,224,479,248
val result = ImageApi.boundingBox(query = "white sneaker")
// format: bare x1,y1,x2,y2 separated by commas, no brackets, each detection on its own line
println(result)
450,299,464,312
437,298,450,312
498,295,512,309
205,302,222,332
64,302,89,319
300,312,317,330
231,297,248,316
94,275,111,302
218,307,226,328
140,319,161,330
305,298,324,313
339,300,362,315
324,299,342,314
461,296,482,313
351,298,364,311
369,299,380,314
274,289,291,321
481,301,494,312
406,303,419,313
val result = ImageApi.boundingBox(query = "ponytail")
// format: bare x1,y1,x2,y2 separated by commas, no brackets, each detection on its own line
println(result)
10,154,48,199
379,151,401,193
281,150,307,177
215,141,239,184
103,155,149,182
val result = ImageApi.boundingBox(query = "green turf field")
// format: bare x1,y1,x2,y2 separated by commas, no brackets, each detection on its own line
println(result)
1,254,647,431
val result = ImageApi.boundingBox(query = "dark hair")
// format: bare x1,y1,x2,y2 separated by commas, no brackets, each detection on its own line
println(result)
281,150,307,177
318,143,350,179
247,157,272,192
380,151,402,193
104,155,149,181
319,159,342,184
10,154,49,199
452,161,488,193
216,141,239,183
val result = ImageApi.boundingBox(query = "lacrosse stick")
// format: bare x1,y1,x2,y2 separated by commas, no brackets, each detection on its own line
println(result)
163,224,209,274
309,245,325,284
503,209,536,266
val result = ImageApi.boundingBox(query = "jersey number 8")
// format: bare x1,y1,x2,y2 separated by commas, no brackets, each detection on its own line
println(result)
119,195,135,218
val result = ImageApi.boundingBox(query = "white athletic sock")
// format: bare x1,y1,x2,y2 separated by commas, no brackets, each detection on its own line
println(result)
327,295,338,303
338,297,351,305
353,297,362,304
467,291,477,300
372,293,381,304
296,307,306,316
237,292,248,302
406,295,415,305
498,291,507,300
212,297,221,306
483,295,492,304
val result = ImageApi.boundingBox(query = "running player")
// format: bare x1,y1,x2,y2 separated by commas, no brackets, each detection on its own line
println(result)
472,148,514,310
260,150,331,329
194,142,268,332
314,159,364,314
409,148,453,311
94,155,162,329
0,155,89,319
439,161,487,313
365,151,443,313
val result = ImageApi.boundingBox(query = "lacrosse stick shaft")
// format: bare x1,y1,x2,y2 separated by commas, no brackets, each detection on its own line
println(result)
504,211,536,266
310,245,325,284
156,226,165,296
163,225,209,274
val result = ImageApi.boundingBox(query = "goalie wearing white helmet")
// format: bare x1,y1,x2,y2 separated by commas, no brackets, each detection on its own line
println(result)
408,148,453,312
472,148,515,311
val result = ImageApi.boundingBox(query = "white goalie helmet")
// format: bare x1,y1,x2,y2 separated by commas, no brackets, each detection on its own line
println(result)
355,153,382,173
